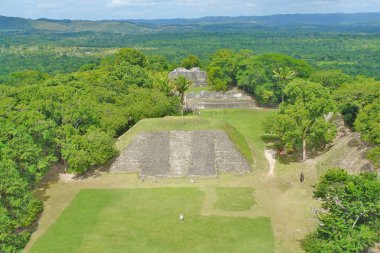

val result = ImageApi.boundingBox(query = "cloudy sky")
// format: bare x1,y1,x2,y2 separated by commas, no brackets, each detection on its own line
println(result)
1,0,380,20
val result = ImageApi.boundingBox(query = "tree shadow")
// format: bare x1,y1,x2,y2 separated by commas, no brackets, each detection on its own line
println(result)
278,154,300,165
261,134,278,144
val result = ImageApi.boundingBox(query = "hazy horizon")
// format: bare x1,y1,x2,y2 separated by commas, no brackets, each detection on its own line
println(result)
1,0,380,20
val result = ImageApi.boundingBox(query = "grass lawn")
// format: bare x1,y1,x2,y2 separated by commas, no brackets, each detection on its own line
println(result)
215,187,256,211
30,188,274,253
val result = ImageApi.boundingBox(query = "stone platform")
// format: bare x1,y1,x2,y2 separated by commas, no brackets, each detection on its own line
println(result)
186,89,257,109
110,130,250,178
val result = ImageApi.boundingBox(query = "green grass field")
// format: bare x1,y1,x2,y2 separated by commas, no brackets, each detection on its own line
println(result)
215,187,256,211
30,188,274,253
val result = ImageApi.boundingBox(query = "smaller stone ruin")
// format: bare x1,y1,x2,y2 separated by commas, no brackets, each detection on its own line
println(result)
169,67,207,86
110,130,250,178
186,88,257,109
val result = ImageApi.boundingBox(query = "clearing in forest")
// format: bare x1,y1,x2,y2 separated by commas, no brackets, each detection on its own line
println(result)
29,188,273,253
27,109,319,253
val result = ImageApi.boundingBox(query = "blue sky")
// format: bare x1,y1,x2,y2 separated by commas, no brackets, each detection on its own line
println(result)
1,0,380,20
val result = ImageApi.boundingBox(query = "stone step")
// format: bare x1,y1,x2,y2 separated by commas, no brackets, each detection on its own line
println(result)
169,131,192,177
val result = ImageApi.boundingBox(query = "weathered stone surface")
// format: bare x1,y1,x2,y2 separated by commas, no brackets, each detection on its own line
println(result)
110,134,145,173
214,131,251,174
188,131,217,177
169,67,207,86
110,130,251,178
140,132,171,177
169,131,192,177
187,88,257,109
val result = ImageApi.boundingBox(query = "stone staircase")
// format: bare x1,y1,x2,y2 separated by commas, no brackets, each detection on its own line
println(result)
110,130,251,178
169,131,192,177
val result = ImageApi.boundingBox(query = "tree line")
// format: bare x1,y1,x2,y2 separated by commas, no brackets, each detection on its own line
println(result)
0,48,180,252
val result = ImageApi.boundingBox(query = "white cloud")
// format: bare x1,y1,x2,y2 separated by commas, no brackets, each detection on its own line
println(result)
2,0,380,20
107,0,165,7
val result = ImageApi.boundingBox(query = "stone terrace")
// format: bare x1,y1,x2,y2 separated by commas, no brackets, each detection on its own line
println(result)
110,130,250,178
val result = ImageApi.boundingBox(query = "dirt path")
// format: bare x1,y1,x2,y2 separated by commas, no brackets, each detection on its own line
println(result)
265,149,276,176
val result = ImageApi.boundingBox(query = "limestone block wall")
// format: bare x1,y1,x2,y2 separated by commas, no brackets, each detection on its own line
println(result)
168,67,208,86
110,130,251,178
186,88,257,109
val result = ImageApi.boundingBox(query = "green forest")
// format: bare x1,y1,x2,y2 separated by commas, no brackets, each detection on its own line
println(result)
0,13,379,253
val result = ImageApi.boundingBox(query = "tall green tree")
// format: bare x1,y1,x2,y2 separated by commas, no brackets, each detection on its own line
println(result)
354,98,380,167
170,75,193,106
302,168,380,253
272,66,296,103
181,54,200,69
310,70,352,89
266,80,335,160
115,48,146,67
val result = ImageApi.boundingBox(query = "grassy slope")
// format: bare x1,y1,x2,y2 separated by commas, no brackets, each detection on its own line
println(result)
116,116,254,165
30,188,274,253
201,109,276,170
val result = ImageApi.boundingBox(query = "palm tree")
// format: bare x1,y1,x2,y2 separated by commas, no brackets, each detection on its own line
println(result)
171,75,193,106
273,67,296,103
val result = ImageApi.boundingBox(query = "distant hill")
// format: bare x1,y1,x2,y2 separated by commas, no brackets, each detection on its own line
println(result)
0,15,35,31
127,13,380,27
1,12,380,33
0,16,151,33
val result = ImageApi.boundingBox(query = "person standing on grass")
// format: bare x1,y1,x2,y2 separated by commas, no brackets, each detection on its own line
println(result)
179,213,184,222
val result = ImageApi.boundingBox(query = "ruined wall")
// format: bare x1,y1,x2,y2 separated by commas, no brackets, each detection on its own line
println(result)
168,67,207,86
186,88,257,109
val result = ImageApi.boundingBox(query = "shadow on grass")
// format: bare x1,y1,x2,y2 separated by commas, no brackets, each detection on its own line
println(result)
278,154,299,165
261,134,278,144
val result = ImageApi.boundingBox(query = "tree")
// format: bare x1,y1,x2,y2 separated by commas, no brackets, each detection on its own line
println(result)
354,98,380,145
181,54,200,69
264,113,298,154
170,75,193,106
333,77,380,127
310,70,352,89
207,49,239,90
61,128,116,174
235,53,311,105
266,80,335,161
302,168,380,253
115,48,146,67
113,62,152,88
354,98,380,167
272,66,296,103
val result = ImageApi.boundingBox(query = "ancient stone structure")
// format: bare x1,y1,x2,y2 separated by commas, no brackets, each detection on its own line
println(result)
186,88,257,109
168,67,207,86
110,130,250,178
